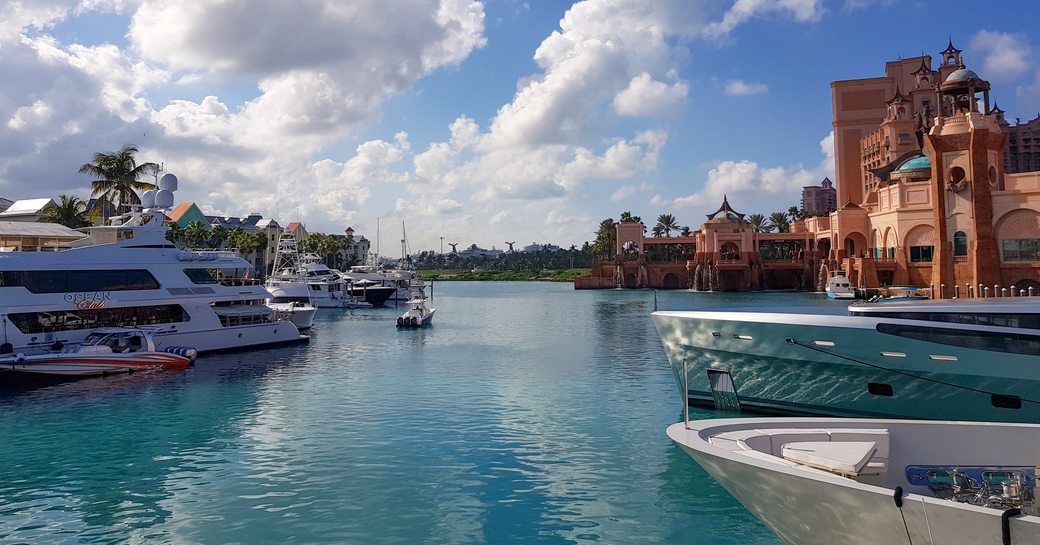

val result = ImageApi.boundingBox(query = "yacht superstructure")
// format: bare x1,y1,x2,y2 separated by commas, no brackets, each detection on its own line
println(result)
652,297,1040,422
0,174,305,357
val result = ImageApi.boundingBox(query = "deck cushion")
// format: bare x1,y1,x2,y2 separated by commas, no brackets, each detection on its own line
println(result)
781,441,877,475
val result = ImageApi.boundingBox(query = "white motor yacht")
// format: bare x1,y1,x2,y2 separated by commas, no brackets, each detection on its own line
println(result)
0,174,305,358
668,417,1040,545
825,270,856,299
652,296,1040,422
264,237,370,309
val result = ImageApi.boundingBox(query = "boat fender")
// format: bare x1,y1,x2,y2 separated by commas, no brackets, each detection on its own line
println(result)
15,353,25,363
1003,508,1022,545
52,341,63,351
892,486,903,508
0,342,11,354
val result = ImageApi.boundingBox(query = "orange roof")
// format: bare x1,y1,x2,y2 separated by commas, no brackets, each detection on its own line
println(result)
286,222,303,231
168,202,195,222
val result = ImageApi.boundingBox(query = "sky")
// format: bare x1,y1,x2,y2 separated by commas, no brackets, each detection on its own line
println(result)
1,0,1039,254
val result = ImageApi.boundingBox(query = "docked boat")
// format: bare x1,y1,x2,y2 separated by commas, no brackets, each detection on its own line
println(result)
266,301,317,331
0,327,196,377
869,285,929,302
0,173,306,359
668,417,1040,545
396,281,435,328
652,296,1040,422
825,270,856,299
265,235,370,309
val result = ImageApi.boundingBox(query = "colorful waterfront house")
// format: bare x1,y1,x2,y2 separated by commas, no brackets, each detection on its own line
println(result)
167,202,209,228
0,220,87,251
286,222,307,242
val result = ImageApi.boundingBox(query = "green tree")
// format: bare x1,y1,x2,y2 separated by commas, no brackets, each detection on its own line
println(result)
619,211,642,224
208,224,228,248
747,213,772,233
183,220,210,248
769,212,791,233
591,217,617,258
78,145,159,215
654,213,679,237
38,195,90,229
165,222,185,245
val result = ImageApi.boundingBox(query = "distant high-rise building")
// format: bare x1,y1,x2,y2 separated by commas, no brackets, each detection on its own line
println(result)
1004,114,1040,173
801,177,836,213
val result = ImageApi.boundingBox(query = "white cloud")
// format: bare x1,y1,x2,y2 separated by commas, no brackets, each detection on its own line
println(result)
725,80,768,96
613,72,688,117
665,131,834,215
705,0,824,39
611,185,636,202
970,30,1030,81
1016,69,1040,113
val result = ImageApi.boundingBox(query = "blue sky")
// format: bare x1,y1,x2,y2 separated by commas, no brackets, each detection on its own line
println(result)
1,0,1038,252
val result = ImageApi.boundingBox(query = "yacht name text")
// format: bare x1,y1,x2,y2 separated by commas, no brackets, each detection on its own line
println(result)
64,291,112,309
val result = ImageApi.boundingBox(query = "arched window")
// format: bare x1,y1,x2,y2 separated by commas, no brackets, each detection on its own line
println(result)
954,231,968,256
720,242,740,261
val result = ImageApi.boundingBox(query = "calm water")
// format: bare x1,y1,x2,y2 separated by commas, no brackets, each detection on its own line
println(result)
0,282,830,545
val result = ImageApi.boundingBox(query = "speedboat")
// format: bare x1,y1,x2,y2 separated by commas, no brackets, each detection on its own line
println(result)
266,301,317,331
0,327,195,377
0,174,306,357
652,296,1040,422
668,417,1040,545
825,270,856,299
396,281,435,328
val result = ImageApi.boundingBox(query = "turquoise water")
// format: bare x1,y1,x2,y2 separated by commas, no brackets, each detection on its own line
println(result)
0,282,827,545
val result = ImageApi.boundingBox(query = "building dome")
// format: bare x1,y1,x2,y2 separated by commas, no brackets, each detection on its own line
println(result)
945,68,981,83
897,155,931,171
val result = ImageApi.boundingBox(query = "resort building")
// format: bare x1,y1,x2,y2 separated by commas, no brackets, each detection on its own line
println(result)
0,198,55,222
577,41,1040,294
1005,114,1040,173
802,178,836,213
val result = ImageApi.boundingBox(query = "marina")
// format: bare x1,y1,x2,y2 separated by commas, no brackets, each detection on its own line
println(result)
0,284,790,545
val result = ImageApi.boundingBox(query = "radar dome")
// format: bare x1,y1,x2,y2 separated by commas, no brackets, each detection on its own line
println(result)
155,189,174,208
141,189,156,208
158,173,178,191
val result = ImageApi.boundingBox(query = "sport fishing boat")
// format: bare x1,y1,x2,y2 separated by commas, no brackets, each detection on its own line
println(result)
264,234,371,309
668,417,1040,545
396,281,434,328
825,270,855,299
652,296,1040,422
0,327,196,377
0,173,306,358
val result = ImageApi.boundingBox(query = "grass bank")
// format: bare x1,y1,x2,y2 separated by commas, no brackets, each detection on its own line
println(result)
415,269,590,282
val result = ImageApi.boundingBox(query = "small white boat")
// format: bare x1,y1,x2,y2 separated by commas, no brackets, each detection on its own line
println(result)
0,327,196,377
825,270,856,299
668,417,1040,545
396,281,435,328
266,301,317,331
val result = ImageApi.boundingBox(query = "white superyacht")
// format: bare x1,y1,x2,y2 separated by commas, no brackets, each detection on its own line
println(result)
652,296,1040,422
0,174,305,357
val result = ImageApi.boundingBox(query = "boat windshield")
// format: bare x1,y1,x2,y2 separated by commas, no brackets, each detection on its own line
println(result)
81,332,110,346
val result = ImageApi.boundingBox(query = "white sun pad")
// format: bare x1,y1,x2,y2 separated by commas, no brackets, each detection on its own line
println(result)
781,441,877,475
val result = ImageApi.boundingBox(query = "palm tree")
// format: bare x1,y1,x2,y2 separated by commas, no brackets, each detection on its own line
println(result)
38,195,90,229
655,214,679,237
651,225,665,237
209,224,228,249
769,212,791,233
79,145,159,216
183,220,210,248
165,222,185,245
747,213,771,233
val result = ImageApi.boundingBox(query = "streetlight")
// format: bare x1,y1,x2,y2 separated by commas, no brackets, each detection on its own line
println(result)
440,236,444,254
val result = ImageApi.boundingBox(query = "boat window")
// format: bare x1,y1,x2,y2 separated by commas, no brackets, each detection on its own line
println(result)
909,245,933,263
876,323,1040,355
854,311,1040,330
0,270,160,293
953,231,968,257
184,268,219,284
8,304,189,334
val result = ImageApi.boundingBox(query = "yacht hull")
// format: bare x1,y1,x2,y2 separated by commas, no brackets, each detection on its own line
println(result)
652,310,1040,422
667,418,1040,545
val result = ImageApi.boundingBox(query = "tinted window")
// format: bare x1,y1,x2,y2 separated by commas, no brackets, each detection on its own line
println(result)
854,311,1040,329
0,270,160,293
184,268,218,284
8,304,189,334
876,323,1040,355
909,245,933,263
